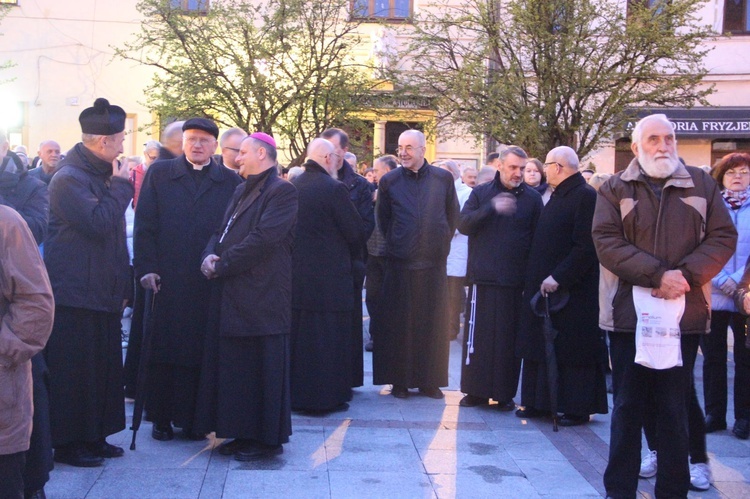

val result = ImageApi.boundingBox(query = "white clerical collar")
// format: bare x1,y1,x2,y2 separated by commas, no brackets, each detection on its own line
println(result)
188,158,211,170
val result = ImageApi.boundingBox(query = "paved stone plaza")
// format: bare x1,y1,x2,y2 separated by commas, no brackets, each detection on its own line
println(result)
46,318,750,498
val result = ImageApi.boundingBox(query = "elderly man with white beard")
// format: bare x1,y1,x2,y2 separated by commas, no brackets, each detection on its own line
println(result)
593,114,737,498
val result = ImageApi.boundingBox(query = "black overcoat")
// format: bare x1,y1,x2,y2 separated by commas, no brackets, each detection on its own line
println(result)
517,173,606,365
203,167,298,337
290,160,364,311
133,156,241,366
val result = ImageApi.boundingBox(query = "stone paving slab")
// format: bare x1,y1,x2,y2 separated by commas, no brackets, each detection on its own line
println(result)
43,321,750,498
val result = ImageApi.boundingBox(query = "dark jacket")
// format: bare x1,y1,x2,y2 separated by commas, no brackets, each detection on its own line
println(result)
0,151,49,244
459,171,542,287
338,160,375,283
203,167,298,337
376,161,459,269
134,155,241,366
517,173,605,365
593,160,737,334
291,160,363,311
45,143,133,313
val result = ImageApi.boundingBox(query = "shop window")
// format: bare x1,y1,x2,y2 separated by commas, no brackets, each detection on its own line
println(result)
724,0,750,34
170,0,209,12
615,138,634,173
351,0,411,21
712,139,750,167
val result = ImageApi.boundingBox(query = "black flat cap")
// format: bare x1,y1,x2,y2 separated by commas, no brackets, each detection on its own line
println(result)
182,118,219,139
79,98,126,135
529,289,570,317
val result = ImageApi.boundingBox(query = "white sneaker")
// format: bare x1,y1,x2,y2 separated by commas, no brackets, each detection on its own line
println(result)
690,462,712,491
639,449,657,478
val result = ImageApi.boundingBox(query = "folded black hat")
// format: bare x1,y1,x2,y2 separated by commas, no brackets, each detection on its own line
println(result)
530,289,570,317
79,98,126,135
182,118,219,139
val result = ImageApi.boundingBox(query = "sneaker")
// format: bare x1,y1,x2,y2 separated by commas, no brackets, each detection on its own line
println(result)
639,449,657,478
689,462,712,491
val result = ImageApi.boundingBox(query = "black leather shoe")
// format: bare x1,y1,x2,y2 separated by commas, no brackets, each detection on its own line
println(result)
419,387,444,399
182,428,207,441
705,414,727,433
495,399,516,412
515,406,548,419
459,395,489,407
54,445,104,468
392,385,409,399
733,418,750,440
234,443,283,461
364,340,373,352
558,414,589,427
218,438,255,456
87,439,124,458
152,423,174,441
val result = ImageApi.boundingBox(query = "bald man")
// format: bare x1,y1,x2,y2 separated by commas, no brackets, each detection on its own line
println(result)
158,121,186,160
289,138,364,414
374,130,459,400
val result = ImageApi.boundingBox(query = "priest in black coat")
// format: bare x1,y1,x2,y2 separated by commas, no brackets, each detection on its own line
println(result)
457,146,542,410
289,138,364,414
373,130,460,399
134,118,241,441
198,132,297,461
516,146,608,426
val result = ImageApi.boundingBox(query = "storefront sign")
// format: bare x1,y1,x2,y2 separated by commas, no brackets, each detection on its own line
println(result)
623,108,750,138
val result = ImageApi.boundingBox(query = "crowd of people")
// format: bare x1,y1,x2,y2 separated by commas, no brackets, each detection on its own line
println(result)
2,99,750,499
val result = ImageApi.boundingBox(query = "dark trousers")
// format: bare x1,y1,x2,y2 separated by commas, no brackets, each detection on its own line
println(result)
701,310,750,422
364,255,386,341
604,332,700,499
446,276,466,340
642,336,707,464
0,452,26,499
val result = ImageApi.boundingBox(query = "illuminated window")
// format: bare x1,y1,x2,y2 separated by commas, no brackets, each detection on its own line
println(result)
725,0,750,34
352,0,411,20
170,0,209,12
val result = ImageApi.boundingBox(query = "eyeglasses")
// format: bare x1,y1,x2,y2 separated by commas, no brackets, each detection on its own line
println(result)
397,145,424,155
543,161,563,170
726,169,750,177
185,137,215,146
145,155,158,162
223,147,241,153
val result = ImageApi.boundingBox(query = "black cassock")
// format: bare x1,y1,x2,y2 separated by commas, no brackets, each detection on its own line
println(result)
133,156,240,429
289,161,363,412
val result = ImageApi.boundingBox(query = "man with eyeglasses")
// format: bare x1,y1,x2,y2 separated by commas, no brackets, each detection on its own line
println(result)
134,118,241,442
593,114,736,498
373,129,459,400
516,146,608,427
218,127,247,172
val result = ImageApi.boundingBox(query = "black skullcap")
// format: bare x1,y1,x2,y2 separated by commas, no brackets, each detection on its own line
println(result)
79,98,126,135
182,118,219,139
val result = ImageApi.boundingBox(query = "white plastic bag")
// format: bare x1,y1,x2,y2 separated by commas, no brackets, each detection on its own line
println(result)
632,286,685,370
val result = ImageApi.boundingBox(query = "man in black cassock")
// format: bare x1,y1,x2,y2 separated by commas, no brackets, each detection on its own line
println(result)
134,118,241,441
373,130,460,399
457,146,542,409
199,132,297,461
515,146,608,426
321,128,375,388
44,98,133,467
289,138,364,414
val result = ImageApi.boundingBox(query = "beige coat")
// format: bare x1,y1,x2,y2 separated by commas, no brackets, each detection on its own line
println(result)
0,205,54,455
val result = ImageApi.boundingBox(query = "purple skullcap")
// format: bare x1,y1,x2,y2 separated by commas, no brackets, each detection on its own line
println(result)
249,132,276,149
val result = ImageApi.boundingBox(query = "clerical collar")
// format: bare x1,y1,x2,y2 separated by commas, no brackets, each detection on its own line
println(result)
188,158,211,170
